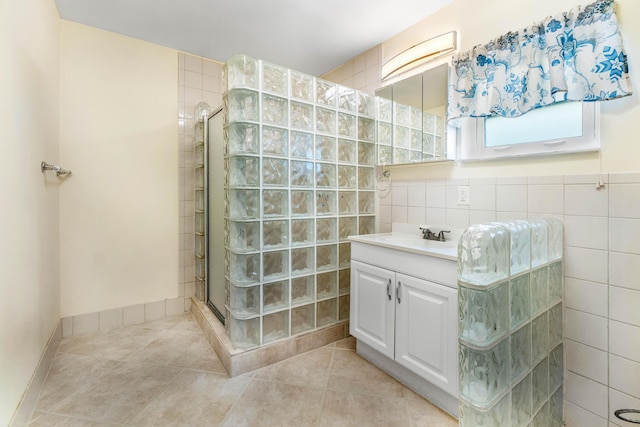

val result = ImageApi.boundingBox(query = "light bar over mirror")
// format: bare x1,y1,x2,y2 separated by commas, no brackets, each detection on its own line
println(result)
381,31,457,82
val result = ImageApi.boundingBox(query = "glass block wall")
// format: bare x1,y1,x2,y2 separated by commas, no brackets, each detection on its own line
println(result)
221,54,376,349
457,218,563,426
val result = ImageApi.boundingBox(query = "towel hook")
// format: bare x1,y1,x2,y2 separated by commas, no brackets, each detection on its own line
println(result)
41,161,72,178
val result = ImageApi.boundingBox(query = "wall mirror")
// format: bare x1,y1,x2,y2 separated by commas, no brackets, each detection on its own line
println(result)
375,63,452,165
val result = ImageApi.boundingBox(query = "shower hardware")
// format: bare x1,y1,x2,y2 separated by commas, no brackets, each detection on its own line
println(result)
41,161,72,177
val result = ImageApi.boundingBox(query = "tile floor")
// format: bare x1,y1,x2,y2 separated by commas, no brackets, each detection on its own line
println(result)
28,313,457,426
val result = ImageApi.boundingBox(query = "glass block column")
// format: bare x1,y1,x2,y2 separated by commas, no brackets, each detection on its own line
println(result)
458,218,563,427
222,54,375,349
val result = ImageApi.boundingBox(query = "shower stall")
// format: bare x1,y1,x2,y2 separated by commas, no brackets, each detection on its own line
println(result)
197,55,377,350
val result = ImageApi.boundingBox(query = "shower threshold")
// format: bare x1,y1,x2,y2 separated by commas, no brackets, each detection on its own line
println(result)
190,297,349,376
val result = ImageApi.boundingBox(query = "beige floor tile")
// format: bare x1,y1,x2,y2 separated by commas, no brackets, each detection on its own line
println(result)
318,389,411,427
188,348,228,374
29,413,120,426
125,330,212,368
326,349,407,397
334,336,356,350
58,326,164,360
405,398,457,426
51,361,182,424
253,347,333,389
127,370,250,426
222,379,324,426
36,354,119,411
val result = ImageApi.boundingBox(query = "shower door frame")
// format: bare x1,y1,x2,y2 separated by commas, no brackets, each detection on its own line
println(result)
205,107,226,324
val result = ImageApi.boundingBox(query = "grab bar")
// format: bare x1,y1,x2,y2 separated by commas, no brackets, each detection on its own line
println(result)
41,161,72,178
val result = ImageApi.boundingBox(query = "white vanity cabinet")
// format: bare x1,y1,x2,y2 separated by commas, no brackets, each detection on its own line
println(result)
349,236,459,412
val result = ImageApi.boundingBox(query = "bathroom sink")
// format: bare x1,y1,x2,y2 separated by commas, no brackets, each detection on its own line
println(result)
349,232,459,260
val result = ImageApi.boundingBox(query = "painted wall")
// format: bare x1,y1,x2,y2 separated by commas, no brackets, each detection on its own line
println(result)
59,21,179,317
325,0,640,180
0,0,61,423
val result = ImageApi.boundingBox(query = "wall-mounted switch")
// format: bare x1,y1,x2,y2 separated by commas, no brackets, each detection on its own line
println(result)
457,186,470,205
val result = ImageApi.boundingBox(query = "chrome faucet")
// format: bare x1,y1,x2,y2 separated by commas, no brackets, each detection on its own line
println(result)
419,226,451,242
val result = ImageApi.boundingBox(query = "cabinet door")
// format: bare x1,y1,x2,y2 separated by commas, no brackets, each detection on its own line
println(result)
350,260,395,359
395,273,458,396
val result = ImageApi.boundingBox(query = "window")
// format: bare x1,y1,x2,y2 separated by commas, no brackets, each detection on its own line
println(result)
457,102,600,161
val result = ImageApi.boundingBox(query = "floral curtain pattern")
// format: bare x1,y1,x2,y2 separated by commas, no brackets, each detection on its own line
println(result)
447,0,632,121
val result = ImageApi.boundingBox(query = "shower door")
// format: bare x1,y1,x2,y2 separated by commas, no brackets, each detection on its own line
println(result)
206,108,226,322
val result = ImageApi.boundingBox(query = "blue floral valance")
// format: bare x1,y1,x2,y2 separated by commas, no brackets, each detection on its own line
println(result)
447,0,632,121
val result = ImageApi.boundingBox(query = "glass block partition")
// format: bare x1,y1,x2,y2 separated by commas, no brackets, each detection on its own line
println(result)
457,219,563,427
221,54,376,349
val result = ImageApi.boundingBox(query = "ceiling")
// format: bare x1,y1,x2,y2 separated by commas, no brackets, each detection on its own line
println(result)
55,0,452,76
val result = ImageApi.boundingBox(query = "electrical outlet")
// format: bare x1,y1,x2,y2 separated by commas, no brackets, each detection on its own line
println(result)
457,186,470,205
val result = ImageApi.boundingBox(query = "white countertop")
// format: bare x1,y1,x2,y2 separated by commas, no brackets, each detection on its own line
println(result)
348,224,460,261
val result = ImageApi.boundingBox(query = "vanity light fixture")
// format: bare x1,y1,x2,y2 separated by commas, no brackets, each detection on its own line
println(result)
381,31,457,81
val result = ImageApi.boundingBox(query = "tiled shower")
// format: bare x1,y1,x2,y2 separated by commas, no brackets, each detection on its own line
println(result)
212,55,377,349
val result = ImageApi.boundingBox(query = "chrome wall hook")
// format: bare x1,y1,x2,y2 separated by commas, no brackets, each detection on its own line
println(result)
41,161,72,178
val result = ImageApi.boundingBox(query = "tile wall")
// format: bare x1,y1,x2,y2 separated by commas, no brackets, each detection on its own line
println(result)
379,173,640,427
178,53,225,310
322,46,382,95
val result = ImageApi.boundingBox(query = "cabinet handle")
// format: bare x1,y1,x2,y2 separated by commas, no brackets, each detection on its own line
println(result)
396,281,401,304
386,279,392,301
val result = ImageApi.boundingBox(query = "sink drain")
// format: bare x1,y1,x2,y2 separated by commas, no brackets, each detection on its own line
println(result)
615,409,640,424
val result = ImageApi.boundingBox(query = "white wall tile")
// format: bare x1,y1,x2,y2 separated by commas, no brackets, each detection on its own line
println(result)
528,175,564,185
610,252,640,291
496,211,527,221
379,190,392,206
565,371,609,418
565,215,608,250
470,210,497,226
203,59,222,77
445,178,469,186
566,339,608,384
610,355,640,398
564,400,608,427
609,218,640,255
609,321,640,363
391,205,408,223
610,388,640,427
425,208,446,226
378,222,391,233
565,308,608,350
62,316,73,338
565,184,608,216
99,308,123,331
425,185,446,208
123,304,145,326
166,297,186,316
528,184,564,214
407,207,426,224
379,204,392,224
609,172,640,184
407,185,426,207
609,184,640,218
446,209,470,228
496,176,527,185
565,174,608,185
145,300,166,321
184,70,203,89
391,185,408,206
565,278,608,317
610,287,640,327
496,185,527,212
469,184,496,211
73,313,99,336
184,54,203,73
564,246,608,284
